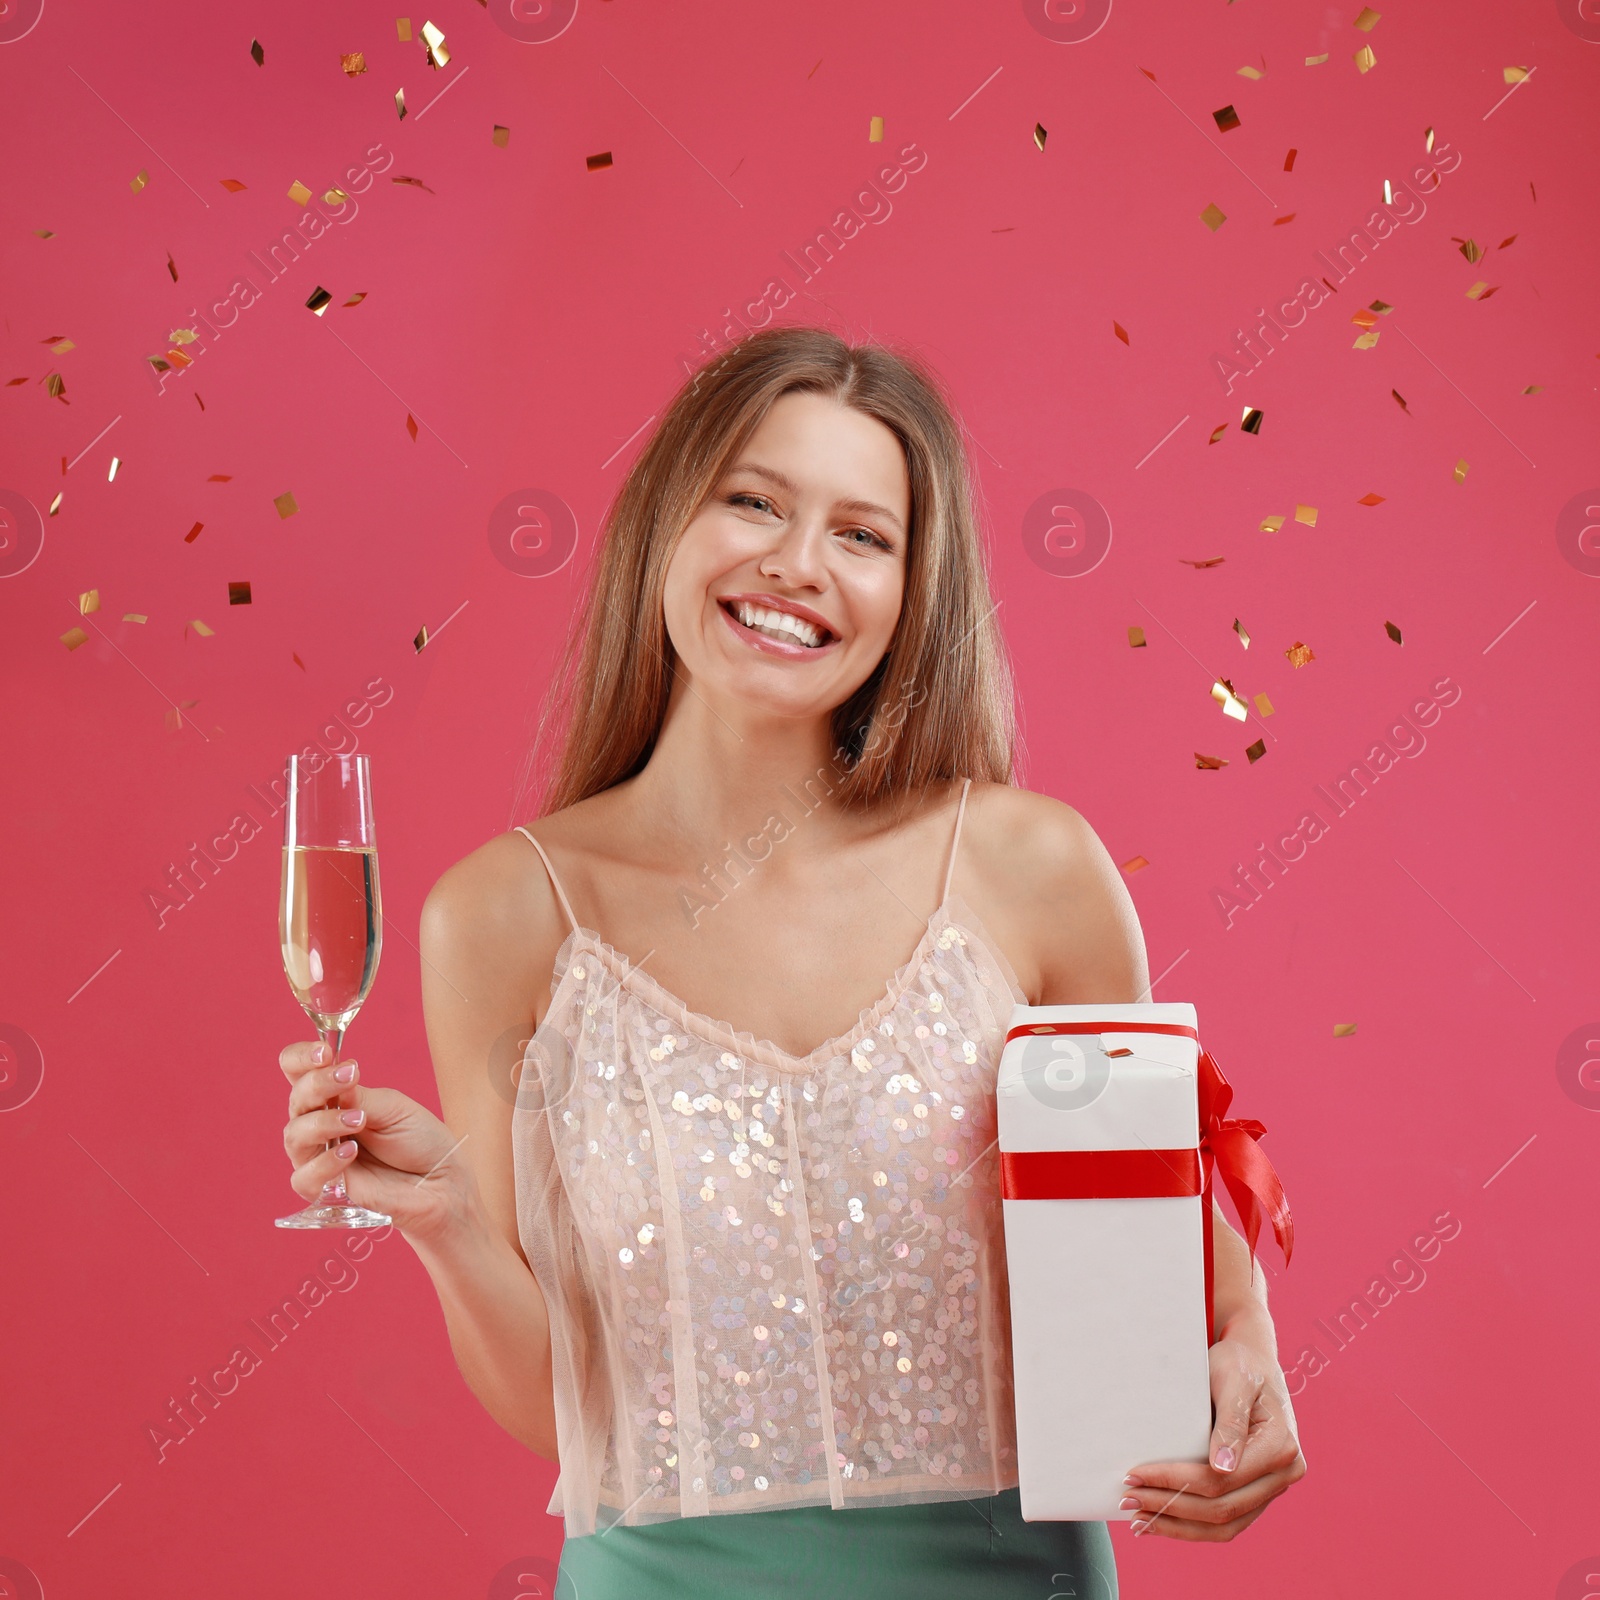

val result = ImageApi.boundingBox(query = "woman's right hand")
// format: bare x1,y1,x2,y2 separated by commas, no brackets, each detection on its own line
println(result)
280,1041,478,1243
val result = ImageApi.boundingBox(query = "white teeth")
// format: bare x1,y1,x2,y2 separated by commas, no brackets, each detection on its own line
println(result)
733,601,826,647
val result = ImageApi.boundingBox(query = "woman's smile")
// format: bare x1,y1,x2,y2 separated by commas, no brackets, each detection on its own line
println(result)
716,592,844,659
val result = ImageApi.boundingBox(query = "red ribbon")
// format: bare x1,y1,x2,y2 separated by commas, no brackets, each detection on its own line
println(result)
998,1020,1294,1342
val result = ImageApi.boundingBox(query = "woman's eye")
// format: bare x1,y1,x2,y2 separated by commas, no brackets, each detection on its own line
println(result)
729,493,772,513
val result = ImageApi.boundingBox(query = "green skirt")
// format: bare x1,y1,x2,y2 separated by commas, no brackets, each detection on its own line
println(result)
556,1488,1117,1599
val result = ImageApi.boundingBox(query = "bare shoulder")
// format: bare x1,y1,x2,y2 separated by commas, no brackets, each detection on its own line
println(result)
957,782,1150,1006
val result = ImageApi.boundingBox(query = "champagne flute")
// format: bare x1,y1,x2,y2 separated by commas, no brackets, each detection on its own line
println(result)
274,752,392,1229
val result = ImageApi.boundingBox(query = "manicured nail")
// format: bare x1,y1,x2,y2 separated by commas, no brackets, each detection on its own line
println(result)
1118,1496,1141,1511
336,1139,357,1158
1214,1446,1237,1472
333,1062,357,1084
1122,1473,1144,1487
315,1044,328,1063
339,1108,364,1127
1130,1521,1149,1537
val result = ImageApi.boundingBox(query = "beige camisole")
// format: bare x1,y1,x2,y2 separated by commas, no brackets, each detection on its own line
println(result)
510,778,1028,1538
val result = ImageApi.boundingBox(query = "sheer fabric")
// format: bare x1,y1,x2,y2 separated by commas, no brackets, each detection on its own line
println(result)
511,783,1029,1538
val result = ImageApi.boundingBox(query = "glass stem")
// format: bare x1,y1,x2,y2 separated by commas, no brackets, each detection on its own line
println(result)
319,1022,349,1205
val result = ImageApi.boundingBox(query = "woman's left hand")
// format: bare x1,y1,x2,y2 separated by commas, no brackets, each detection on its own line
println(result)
1119,1326,1307,1540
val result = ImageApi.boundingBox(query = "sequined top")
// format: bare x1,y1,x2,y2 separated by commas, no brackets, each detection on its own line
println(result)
510,779,1028,1538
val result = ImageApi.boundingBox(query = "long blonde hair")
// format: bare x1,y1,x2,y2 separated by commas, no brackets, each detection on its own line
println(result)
521,326,1016,817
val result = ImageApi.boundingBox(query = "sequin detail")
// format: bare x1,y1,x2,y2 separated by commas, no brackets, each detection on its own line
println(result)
512,893,1027,1538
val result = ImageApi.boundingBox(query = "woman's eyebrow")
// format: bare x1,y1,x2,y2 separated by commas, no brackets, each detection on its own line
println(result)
728,461,905,537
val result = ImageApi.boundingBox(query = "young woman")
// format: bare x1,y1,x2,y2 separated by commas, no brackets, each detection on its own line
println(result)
280,327,1305,1596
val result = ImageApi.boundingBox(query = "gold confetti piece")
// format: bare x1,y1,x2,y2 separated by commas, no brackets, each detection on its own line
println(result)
1424,126,1435,152
1384,619,1403,644
50,339,75,353
1498,233,1517,249
1233,618,1251,648
293,651,306,670
62,627,88,651
1285,640,1315,667
421,18,449,67
1245,738,1267,763
414,624,430,652
587,150,614,171
1305,53,1328,65
1333,1022,1357,1037
323,187,350,205
392,174,436,192
34,228,54,238
228,581,252,605
1182,555,1227,568
1240,405,1263,433
1200,201,1227,231
1454,236,1483,263
130,169,148,194
165,347,193,369
305,285,332,315
188,619,215,637
195,393,205,411
1353,329,1380,349
1195,752,1229,770
341,52,367,76
1464,280,1488,299
1521,385,1544,394
146,354,171,371
1358,492,1385,505
274,491,298,518
1139,66,1157,82
1210,423,1229,444
1121,855,1150,873
1351,307,1379,328
1370,298,1393,314
79,589,100,613
1353,44,1376,72
396,87,407,119
208,473,232,481
1503,65,1530,83
1284,147,1297,170
220,178,247,192
1128,625,1147,648
123,613,147,624
343,291,367,307
45,372,65,400
185,521,204,542
1392,388,1411,414
166,252,178,283
288,179,312,206
250,38,264,66
1254,692,1274,715
5,376,27,386
1354,6,1381,28
1453,459,1469,483
397,17,412,41
1213,104,1241,132
1033,122,1048,151
1113,321,1130,345
1237,64,1263,80
492,124,510,147
869,115,884,142
1382,178,1393,205
1295,504,1317,525
1272,212,1297,225
1259,514,1285,531
406,413,418,441
170,328,197,345
108,457,122,482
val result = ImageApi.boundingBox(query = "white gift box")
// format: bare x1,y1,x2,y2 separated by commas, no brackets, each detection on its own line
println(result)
996,1002,1214,1523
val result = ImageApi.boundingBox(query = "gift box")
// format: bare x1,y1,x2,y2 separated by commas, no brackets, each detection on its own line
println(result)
995,1002,1292,1522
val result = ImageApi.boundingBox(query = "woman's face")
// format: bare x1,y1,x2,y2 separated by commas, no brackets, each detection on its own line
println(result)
662,390,911,724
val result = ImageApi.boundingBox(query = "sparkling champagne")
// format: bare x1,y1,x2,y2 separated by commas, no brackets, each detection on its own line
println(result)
280,845,382,1033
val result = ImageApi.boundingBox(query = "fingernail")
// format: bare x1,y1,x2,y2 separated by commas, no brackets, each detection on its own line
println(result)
336,1139,357,1158
333,1062,357,1084
1118,1496,1141,1511
315,1044,328,1063
1122,1473,1144,1487
1130,1521,1148,1537
339,1109,364,1127
1214,1446,1236,1471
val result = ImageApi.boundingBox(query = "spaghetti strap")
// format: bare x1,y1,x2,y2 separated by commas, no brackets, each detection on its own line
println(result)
513,825,581,937
940,778,973,904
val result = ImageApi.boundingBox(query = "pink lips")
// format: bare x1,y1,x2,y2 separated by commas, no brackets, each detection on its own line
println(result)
717,598,843,659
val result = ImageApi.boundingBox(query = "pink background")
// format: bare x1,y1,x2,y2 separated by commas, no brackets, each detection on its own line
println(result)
3,0,1597,1594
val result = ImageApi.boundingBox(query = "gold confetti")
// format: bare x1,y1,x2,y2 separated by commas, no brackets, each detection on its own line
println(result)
1503,65,1530,83
414,624,430,652
45,372,65,400
170,327,198,345
1233,618,1251,648
1212,679,1248,720
1033,122,1048,151
1353,44,1376,72
1521,385,1543,395
492,124,510,147
1240,405,1263,433
1384,620,1403,644
305,286,332,315
166,251,178,283
1121,855,1150,873
1353,330,1380,349
587,151,614,171
323,188,350,205
1245,738,1267,763
1498,234,1517,249
1237,64,1263,80
62,627,89,651
1259,514,1285,532
1305,53,1328,65
1213,104,1241,132
1354,6,1381,28
341,52,367,76
397,17,412,41
1128,625,1147,648
208,474,232,481
220,178,247,193
396,87,407,119
1392,388,1412,414
392,174,435,192
1465,281,1495,300
288,180,312,206
1382,178,1393,205
1424,127,1435,152
1285,640,1315,667
1254,692,1275,716
49,338,75,353
34,228,54,238
130,169,148,194
228,582,252,605
185,521,204,542
343,291,368,307
1454,236,1483,263
1370,298,1393,314
1284,147,1297,170
1333,1022,1357,1037
869,116,884,142
1273,213,1297,226
188,619,215,638
1209,423,1229,444
1453,459,1469,483
1139,67,1157,82
274,491,299,518
1195,752,1229,770
123,614,147,624
406,413,418,441
5,376,27,386
1113,321,1130,345
79,588,100,614
250,38,264,66
1181,556,1226,568
108,457,122,482
1358,492,1385,505
421,20,449,68
1200,202,1227,231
